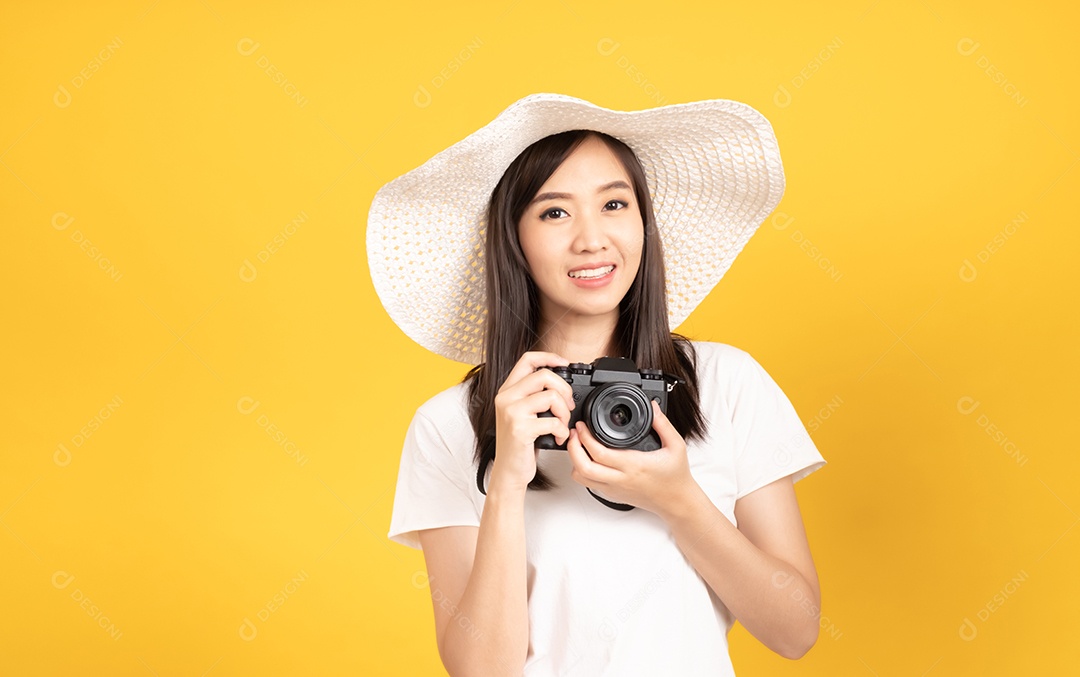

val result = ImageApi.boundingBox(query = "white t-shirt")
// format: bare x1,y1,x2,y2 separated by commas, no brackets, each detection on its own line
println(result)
388,341,827,676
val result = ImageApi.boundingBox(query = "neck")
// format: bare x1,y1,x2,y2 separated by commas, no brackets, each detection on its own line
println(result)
533,310,622,364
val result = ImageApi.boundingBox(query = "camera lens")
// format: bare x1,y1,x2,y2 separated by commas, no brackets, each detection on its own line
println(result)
609,404,631,427
582,383,652,448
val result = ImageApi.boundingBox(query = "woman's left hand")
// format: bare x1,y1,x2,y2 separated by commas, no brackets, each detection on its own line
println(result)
565,400,698,517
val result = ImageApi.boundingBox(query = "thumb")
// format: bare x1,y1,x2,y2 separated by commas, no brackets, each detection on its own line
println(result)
651,400,679,446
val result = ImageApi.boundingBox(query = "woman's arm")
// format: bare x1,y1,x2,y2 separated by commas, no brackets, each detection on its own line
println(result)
566,401,822,659
658,476,821,659
418,350,576,676
418,484,529,677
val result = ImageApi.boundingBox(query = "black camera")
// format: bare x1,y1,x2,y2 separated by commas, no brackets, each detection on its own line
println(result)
535,357,680,452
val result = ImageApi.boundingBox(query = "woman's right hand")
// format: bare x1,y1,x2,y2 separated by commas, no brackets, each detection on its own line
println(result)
489,351,576,494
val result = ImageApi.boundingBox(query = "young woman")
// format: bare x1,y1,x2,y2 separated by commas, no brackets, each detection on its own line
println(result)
372,94,827,676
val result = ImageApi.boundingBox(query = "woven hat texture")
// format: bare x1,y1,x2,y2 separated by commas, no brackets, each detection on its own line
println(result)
366,92,785,364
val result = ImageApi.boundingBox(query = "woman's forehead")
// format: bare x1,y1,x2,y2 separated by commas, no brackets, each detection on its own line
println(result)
537,137,635,192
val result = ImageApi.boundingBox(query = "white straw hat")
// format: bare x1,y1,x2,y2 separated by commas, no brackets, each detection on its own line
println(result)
366,92,785,365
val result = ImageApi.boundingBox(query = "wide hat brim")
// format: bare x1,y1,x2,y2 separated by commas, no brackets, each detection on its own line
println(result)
366,92,785,365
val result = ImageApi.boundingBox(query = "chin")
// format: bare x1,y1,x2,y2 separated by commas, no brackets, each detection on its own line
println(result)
566,297,625,318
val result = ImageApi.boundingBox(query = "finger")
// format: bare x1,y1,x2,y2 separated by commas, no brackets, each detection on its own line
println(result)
531,416,571,446
512,388,571,422
517,368,576,411
567,427,599,467
650,400,680,448
566,429,600,482
568,426,622,482
502,351,569,391
573,421,615,468
570,459,612,492
499,366,575,414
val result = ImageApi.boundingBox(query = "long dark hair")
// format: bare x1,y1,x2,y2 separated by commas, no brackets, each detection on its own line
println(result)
463,129,707,494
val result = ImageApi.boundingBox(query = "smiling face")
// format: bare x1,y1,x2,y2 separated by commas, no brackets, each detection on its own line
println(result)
517,134,645,331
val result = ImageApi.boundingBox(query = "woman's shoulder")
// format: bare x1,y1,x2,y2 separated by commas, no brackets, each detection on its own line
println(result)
683,340,779,400
414,379,471,422
686,339,804,408
684,339,756,370
406,379,477,454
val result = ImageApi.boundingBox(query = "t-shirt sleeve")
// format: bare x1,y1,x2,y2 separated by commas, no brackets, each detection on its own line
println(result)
730,350,826,499
387,404,482,550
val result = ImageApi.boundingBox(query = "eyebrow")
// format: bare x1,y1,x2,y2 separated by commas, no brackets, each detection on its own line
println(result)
528,180,633,206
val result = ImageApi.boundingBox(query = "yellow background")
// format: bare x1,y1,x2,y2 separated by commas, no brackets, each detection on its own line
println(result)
3,1,1076,674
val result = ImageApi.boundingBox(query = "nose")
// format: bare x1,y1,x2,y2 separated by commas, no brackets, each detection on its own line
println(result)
571,210,608,253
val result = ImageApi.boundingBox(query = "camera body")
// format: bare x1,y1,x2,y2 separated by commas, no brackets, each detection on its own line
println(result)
535,357,678,451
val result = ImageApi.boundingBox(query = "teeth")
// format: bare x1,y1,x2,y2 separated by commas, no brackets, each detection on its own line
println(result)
568,265,614,279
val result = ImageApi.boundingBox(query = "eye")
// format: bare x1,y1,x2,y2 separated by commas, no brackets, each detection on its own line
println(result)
540,207,568,221
605,199,628,211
